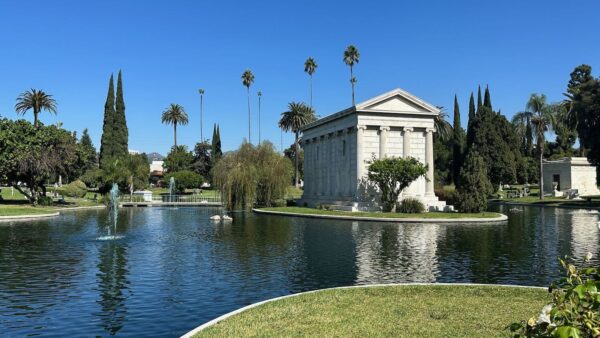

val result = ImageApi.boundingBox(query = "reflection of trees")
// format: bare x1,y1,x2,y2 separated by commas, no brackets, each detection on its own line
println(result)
94,232,130,335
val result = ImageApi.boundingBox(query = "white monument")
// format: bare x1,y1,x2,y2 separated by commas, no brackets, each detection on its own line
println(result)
542,157,600,197
299,88,446,211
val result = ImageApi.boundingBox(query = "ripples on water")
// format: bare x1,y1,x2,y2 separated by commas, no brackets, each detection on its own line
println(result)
0,205,598,337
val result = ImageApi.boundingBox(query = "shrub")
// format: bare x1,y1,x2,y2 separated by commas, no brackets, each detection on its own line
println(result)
397,197,425,213
455,150,492,213
37,196,53,206
509,254,600,337
164,170,204,194
272,199,286,207
57,180,87,198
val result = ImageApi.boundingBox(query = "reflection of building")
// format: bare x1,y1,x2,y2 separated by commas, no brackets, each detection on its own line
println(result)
555,208,600,259
542,157,600,196
299,88,445,211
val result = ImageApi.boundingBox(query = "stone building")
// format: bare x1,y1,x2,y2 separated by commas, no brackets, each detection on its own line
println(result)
542,157,600,197
299,88,445,211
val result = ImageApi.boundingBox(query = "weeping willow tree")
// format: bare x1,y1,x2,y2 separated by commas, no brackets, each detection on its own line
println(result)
213,141,292,210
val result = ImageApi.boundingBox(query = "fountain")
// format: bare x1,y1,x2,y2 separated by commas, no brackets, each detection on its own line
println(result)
98,183,122,240
168,177,175,202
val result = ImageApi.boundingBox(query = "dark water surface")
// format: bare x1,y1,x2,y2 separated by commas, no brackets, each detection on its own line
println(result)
1,205,599,337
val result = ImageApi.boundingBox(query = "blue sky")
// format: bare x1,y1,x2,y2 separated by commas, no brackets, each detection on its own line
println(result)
1,0,598,155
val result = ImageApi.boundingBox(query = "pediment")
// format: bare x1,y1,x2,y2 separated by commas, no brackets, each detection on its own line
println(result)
356,88,440,114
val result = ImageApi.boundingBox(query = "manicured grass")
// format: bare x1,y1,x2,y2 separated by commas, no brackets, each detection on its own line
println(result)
285,186,303,199
259,206,501,219
490,194,600,208
0,205,58,216
195,285,548,338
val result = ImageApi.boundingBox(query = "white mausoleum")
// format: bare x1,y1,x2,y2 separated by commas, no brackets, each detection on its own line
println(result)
542,157,600,196
299,88,446,211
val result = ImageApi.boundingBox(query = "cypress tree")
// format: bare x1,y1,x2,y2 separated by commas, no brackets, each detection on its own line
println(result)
455,149,492,213
466,92,476,148
483,85,492,109
452,95,465,184
99,74,115,166
477,85,482,108
211,124,222,163
113,70,129,158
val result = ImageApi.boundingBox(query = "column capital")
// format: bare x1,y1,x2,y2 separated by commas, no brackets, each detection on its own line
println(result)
404,127,413,132
379,126,390,131
425,127,436,133
357,125,367,131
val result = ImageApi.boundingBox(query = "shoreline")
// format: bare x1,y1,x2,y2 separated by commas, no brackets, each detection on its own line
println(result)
0,205,106,222
489,200,600,210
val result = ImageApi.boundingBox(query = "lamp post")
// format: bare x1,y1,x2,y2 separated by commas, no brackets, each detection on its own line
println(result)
257,91,262,144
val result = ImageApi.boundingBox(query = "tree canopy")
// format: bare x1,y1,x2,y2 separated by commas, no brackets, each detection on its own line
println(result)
367,157,427,212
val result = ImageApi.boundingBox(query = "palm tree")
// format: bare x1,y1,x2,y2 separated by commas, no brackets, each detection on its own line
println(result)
257,91,262,144
279,102,316,187
199,89,205,142
15,89,57,127
433,106,452,141
161,103,189,148
526,93,555,200
343,45,360,106
241,69,255,143
511,111,534,156
304,57,318,108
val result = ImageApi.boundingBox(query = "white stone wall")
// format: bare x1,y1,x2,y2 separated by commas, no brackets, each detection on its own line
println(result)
387,129,404,158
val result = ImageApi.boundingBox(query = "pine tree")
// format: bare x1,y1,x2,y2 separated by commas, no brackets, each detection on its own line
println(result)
483,85,492,109
113,70,129,158
452,95,465,184
99,74,115,166
477,85,482,108
455,149,492,213
466,92,476,148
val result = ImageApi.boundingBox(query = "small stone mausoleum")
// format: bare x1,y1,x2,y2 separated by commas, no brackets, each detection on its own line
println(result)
542,157,600,197
298,88,446,211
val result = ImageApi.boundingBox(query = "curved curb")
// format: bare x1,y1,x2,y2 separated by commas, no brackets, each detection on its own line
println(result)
252,208,508,224
181,282,544,337
489,200,600,211
0,212,60,222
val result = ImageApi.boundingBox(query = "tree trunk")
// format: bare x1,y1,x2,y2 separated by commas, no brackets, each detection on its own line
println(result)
174,123,177,148
310,75,313,108
200,95,204,143
350,66,355,106
34,108,39,128
294,132,299,188
539,142,544,200
247,88,251,144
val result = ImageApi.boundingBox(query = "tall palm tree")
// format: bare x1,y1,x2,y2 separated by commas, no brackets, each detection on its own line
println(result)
15,89,57,128
279,102,316,187
241,69,255,143
511,111,534,156
526,93,555,200
257,91,262,144
343,45,360,106
161,103,189,148
199,89,205,142
304,57,318,108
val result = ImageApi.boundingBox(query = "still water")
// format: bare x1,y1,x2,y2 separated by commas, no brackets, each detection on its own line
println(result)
1,205,599,337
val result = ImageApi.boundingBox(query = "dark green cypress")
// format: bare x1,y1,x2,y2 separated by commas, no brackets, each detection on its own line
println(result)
211,124,222,163
483,85,492,109
466,92,476,148
477,85,482,108
114,70,129,158
452,95,465,184
99,74,115,166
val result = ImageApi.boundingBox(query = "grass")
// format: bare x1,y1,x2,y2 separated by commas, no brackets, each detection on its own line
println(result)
259,207,501,219
0,205,58,216
195,285,548,338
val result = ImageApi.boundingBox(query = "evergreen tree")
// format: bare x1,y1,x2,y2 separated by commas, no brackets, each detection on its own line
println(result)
452,95,465,184
455,149,492,213
99,74,115,166
211,124,222,163
77,128,97,173
113,70,129,158
466,92,476,148
483,85,492,109
477,85,483,108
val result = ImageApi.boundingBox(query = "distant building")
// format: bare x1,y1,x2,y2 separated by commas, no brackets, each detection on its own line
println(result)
129,149,141,155
150,160,164,176
542,157,600,196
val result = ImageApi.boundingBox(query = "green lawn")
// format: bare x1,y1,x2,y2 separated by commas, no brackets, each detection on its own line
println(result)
259,207,501,219
195,285,548,338
0,205,58,216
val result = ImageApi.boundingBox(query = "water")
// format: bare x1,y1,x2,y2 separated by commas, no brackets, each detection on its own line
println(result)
1,205,599,337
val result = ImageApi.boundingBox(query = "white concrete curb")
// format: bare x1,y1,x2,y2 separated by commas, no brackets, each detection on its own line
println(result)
181,282,545,337
0,212,60,222
253,208,508,223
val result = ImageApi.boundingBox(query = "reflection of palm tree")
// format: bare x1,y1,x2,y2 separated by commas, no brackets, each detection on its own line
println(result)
96,240,130,336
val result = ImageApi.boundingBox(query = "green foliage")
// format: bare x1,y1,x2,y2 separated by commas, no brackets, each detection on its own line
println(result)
284,143,304,180
483,85,492,109
14,89,57,128
95,154,149,194
434,134,452,186
192,141,212,182
452,94,465,185
37,196,54,206
455,150,492,213
163,145,194,173
517,157,539,184
57,180,87,198
113,70,129,158
0,118,78,204
213,141,292,210
161,103,189,147
99,74,115,165
278,102,316,186
367,157,428,212
211,124,222,164
99,72,128,167
73,128,97,180
467,92,476,148
397,197,425,214
509,254,600,338
164,170,204,193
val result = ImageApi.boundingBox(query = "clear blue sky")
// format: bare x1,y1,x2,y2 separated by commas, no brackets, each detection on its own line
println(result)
1,0,598,155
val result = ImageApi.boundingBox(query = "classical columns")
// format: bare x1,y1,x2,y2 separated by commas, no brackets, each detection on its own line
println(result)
425,128,435,197
403,127,413,158
356,125,366,182
328,133,335,196
379,126,389,159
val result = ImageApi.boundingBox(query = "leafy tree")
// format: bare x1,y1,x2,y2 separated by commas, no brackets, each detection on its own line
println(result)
367,157,428,212
164,170,204,193
434,108,452,142
0,119,78,204
512,111,534,157
96,154,149,194
192,141,212,181
455,150,492,213
527,93,555,199
343,45,360,106
434,134,452,186
99,74,116,166
483,85,492,109
74,128,98,179
452,95,465,184
241,69,255,142
213,141,292,210
113,70,129,159
278,102,316,187
123,153,150,195
163,145,194,173
211,124,222,163
284,143,304,181
161,103,189,148
14,89,57,128
304,57,318,107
